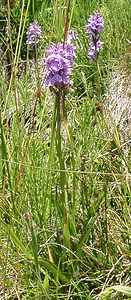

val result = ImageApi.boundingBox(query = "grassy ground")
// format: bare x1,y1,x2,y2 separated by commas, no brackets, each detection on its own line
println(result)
0,0,130,299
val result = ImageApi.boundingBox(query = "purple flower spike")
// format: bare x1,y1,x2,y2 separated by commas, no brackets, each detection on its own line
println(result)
44,40,76,91
27,21,41,45
67,29,78,43
86,13,104,61
88,38,103,60
87,13,104,35
47,42,76,64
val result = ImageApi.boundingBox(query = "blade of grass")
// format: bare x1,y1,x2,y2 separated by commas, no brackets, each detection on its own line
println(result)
5,225,69,284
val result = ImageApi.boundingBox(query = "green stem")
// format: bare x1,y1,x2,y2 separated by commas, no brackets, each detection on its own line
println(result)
34,44,41,108
103,177,109,264
56,92,66,212
55,91,70,249
5,0,31,113
43,98,57,221
95,60,101,98
0,111,14,214
62,93,77,235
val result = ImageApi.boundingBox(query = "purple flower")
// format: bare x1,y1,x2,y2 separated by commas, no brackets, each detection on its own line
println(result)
64,42,76,63
47,42,76,64
88,37,103,60
27,21,41,45
67,29,78,43
44,41,76,90
86,13,104,61
87,13,104,35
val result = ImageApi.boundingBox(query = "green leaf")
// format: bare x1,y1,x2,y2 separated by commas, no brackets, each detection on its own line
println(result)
76,216,97,256
38,257,69,284
111,285,131,297
5,225,32,260
43,271,49,290
5,226,69,284
100,285,131,299
30,224,39,275
63,223,71,250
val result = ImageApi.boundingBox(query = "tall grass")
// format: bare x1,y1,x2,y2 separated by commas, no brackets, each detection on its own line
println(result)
0,0,130,299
